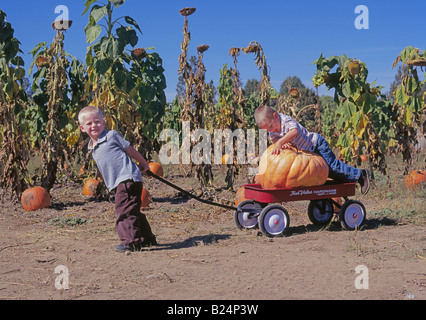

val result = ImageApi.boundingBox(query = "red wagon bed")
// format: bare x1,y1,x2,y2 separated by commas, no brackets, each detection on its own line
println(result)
243,181,356,203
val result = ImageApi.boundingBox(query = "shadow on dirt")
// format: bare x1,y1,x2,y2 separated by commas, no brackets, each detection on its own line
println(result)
152,194,191,205
144,234,232,251
286,216,399,237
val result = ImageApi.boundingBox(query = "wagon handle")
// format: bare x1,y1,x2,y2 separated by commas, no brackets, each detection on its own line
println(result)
144,170,237,211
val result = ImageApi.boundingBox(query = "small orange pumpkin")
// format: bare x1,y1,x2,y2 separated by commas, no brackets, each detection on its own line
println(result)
222,154,230,165
141,188,152,209
148,162,164,177
405,170,426,189
235,187,249,206
332,197,343,212
360,155,368,162
83,178,102,197
21,187,51,211
257,144,329,189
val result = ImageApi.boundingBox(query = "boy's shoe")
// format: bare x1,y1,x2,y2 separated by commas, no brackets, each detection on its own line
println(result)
114,243,141,253
115,236,157,252
358,169,371,195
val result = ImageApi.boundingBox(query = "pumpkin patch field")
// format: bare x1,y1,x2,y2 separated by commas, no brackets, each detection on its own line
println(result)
1,1,425,302
0,152,425,300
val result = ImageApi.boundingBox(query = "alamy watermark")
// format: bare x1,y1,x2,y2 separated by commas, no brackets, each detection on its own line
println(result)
354,264,369,290
53,5,71,29
159,121,268,175
354,5,369,30
54,265,69,290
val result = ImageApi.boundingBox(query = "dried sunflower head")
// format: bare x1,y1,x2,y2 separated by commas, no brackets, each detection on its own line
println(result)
289,87,301,99
348,60,360,76
406,59,426,67
228,47,240,57
35,56,50,68
242,44,259,54
52,20,72,31
197,44,209,53
179,7,196,16
132,48,147,60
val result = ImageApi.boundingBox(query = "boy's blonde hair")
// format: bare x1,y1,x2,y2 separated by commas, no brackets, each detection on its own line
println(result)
78,106,103,124
254,105,277,127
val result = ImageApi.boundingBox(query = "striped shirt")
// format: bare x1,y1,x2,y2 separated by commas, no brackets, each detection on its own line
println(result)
269,113,319,152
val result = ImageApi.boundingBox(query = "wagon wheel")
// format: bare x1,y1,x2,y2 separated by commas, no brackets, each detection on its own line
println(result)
307,199,334,226
339,200,366,230
234,200,262,230
259,204,290,237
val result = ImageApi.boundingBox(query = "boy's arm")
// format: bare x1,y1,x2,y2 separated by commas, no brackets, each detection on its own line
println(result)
125,146,150,172
272,128,298,155
270,135,280,143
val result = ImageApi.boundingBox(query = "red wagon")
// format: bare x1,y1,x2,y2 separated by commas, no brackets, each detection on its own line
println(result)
234,181,366,237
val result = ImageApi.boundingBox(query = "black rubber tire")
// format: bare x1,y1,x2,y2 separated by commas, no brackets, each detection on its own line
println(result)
307,199,334,226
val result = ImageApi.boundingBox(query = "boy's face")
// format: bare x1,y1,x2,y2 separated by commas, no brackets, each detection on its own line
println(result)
79,112,105,141
259,112,281,133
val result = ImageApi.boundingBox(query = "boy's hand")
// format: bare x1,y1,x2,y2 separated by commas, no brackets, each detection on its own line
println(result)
272,142,292,155
271,146,281,155
137,162,150,173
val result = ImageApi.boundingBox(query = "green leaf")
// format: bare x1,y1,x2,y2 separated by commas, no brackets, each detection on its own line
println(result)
124,16,142,34
5,81,19,101
114,69,128,90
100,37,125,60
82,0,98,16
90,5,108,23
354,112,367,138
14,67,25,80
342,100,356,118
95,58,112,74
402,107,412,126
337,131,351,148
399,46,416,63
311,53,324,66
336,54,348,68
111,0,125,8
394,85,409,106
345,79,359,99
406,76,418,93
11,56,24,67
116,26,138,47
85,24,102,44
29,42,47,57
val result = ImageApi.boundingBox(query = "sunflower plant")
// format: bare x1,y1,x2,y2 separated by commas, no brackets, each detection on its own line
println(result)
391,46,426,173
312,54,394,175
0,9,29,200
83,0,166,158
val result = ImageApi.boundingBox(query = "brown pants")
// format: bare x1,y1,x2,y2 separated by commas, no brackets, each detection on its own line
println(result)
114,180,154,246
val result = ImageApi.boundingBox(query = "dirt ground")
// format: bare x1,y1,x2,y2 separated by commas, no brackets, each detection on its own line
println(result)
0,167,425,301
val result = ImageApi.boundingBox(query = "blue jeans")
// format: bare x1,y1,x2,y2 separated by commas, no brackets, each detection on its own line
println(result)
314,135,361,182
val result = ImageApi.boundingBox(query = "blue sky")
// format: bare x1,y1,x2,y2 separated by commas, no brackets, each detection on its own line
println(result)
2,0,425,101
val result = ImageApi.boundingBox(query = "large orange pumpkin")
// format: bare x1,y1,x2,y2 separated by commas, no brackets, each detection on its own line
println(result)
83,178,102,197
21,187,51,211
141,187,152,209
148,162,164,177
257,144,329,189
405,170,426,189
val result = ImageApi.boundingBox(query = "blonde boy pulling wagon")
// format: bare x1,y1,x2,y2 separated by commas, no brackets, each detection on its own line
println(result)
78,106,157,253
